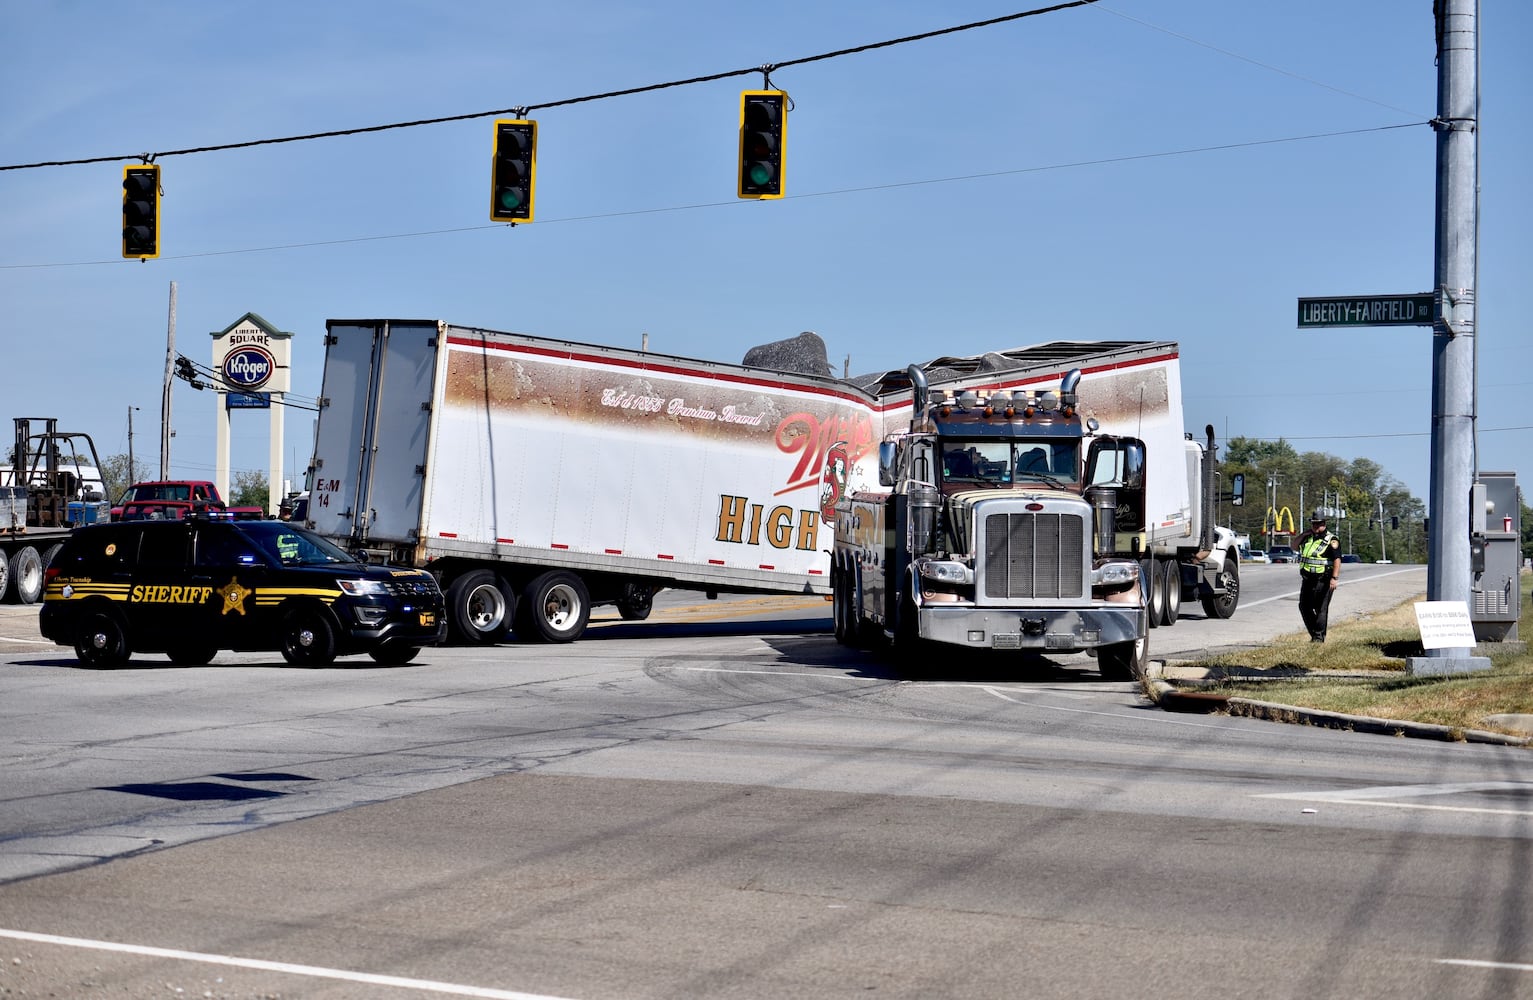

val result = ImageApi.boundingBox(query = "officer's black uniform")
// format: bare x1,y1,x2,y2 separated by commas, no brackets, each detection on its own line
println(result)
1296,513,1342,641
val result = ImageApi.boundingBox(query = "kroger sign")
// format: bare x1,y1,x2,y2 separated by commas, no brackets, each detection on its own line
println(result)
223,346,275,389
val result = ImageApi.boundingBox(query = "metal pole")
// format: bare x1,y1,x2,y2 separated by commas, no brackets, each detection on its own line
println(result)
160,281,177,479
1424,0,1478,657
1378,497,1387,564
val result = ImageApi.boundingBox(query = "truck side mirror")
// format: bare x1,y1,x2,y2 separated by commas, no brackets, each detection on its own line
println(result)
878,440,898,488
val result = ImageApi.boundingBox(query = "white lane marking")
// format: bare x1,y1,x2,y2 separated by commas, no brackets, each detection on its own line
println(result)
1437,958,1533,973
1257,781,1533,817
0,928,581,1000
678,666,874,680
1239,565,1425,608
0,635,51,644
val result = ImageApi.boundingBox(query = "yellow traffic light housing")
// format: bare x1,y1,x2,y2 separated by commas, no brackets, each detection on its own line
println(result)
491,119,537,223
122,164,160,259
738,90,786,199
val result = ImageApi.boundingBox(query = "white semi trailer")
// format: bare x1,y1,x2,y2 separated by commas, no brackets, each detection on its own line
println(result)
306,320,880,644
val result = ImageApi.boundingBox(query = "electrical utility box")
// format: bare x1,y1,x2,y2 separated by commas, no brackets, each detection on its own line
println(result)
1471,471,1521,642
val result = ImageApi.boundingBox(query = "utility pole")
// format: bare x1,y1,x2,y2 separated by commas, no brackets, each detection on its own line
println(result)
1416,0,1488,673
126,406,138,483
1377,496,1388,564
161,281,177,479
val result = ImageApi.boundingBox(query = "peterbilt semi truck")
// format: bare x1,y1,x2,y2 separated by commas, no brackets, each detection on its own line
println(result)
833,341,1240,678
305,320,880,645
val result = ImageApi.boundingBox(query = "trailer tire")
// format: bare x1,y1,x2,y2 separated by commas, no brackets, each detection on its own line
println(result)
519,570,590,644
166,644,218,666
616,582,654,621
832,566,851,645
1141,557,1164,628
1097,636,1147,680
0,550,10,605
369,642,421,665
1160,559,1181,626
1200,555,1240,620
10,546,43,604
447,570,515,644
74,607,132,668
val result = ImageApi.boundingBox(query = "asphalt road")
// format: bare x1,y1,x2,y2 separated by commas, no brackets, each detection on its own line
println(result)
4,563,1532,1000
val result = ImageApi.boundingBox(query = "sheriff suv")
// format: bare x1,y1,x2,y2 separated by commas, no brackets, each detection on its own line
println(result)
40,516,445,667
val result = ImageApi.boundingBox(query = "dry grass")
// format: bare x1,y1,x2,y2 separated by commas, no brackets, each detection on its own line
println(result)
1175,572,1533,740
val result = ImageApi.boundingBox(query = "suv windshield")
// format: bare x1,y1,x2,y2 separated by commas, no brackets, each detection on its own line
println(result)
230,521,357,567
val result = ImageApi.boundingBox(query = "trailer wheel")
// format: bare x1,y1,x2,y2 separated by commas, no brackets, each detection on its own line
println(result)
74,607,132,668
447,570,515,644
832,566,850,644
519,570,590,643
1141,557,1164,628
1199,555,1240,620
166,644,218,666
616,582,654,621
0,550,10,605
1097,636,1148,680
1160,559,1181,626
369,642,421,665
10,546,43,604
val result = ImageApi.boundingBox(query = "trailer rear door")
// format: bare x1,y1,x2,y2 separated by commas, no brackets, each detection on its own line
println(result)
310,320,440,547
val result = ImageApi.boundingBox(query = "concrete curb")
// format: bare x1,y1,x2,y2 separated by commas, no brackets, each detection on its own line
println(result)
1143,663,1532,748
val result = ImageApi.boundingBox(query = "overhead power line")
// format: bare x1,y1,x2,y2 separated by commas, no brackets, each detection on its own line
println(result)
1,1,1101,173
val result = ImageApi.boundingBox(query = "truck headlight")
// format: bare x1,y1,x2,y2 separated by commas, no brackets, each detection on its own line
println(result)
1091,561,1140,588
919,560,973,585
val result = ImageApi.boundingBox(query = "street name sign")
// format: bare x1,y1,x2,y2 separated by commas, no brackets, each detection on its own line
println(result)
1297,293,1434,328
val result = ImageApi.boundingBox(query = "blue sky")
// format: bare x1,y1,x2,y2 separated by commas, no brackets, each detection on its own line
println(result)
3,1,1528,507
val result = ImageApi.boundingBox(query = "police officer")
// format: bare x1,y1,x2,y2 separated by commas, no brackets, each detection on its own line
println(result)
1297,509,1342,641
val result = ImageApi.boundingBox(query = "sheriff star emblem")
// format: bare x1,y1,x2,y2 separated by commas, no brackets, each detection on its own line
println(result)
216,577,251,616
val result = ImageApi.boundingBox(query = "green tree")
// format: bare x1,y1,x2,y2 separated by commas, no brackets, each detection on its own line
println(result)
1214,436,1430,563
1520,492,1531,565
231,469,270,511
99,453,152,505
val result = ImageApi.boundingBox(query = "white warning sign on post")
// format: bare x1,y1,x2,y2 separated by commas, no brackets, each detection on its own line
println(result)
1412,601,1478,649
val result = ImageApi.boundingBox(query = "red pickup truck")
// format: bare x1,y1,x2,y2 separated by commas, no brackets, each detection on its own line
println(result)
111,481,267,521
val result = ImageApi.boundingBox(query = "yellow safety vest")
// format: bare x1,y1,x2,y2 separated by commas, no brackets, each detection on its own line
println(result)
1299,533,1335,575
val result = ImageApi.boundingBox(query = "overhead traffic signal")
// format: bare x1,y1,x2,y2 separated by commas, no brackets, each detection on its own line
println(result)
122,164,160,259
738,90,786,199
491,119,537,222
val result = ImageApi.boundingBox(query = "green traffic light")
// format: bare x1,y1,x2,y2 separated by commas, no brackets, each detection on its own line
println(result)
737,91,785,200
491,118,537,222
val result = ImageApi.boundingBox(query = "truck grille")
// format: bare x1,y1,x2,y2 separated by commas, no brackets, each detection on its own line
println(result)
982,512,1085,600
